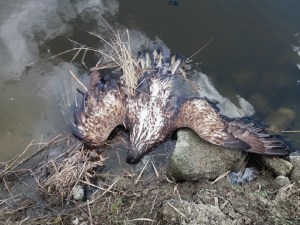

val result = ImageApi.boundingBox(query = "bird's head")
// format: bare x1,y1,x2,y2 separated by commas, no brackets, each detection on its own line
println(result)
126,140,159,164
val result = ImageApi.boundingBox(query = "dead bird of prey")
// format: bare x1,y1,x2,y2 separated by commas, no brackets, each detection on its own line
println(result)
71,49,290,164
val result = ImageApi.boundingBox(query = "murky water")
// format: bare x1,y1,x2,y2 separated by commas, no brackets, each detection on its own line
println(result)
1,0,300,168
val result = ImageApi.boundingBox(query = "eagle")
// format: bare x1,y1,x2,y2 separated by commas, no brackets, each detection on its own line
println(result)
71,49,290,164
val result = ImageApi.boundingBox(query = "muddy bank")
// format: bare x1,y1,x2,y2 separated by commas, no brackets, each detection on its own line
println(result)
1,152,300,225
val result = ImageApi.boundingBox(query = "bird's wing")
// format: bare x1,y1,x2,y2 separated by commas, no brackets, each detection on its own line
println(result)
72,72,126,148
224,118,290,155
174,98,290,155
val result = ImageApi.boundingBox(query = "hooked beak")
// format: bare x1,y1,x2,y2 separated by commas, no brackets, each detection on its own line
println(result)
126,149,145,164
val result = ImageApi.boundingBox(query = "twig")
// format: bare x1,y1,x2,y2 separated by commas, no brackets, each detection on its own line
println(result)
282,130,300,133
39,134,43,150
81,49,88,68
19,216,30,225
0,155,19,170
211,171,230,185
78,179,117,194
135,161,149,184
127,218,155,222
214,196,219,208
0,140,34,177
167,202,187,219
184,38,214,64
151,162,159,178
220,200,228,210
79,178,119,207
87,200,93,225
69,70,88,93
3,178,15,202
239,155,250,179
150,190,158,214
175,186,189,216
8,134,62,172
71,46,83,63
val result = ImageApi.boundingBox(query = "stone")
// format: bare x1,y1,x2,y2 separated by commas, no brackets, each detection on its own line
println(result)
72,185,84,200
289,156,300,181
276,188,290,201
167,128,248,181
273,176,291,188
248,92,273,118
163,199,235,225
72,217,79,225
264,107,296,133
259,156,293,176
135,154,154,174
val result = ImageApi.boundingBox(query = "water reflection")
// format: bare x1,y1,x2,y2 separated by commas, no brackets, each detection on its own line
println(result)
0,0,300,163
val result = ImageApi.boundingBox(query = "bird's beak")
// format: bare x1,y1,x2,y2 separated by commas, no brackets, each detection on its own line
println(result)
126,149,144,164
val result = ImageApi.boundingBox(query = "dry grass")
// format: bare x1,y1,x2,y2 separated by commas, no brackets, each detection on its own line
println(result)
80,23,142,96
52,16,142,97
0,136,109,224
42,149,105,201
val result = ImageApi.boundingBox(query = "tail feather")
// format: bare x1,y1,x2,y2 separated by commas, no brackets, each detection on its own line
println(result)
169,56,184,75
138,49,184,76
224,118,290,155
248,127,265,133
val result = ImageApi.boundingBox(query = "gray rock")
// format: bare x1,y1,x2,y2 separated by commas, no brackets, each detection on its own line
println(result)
264,107,296,133
274,176,291,188
163,199,235,225
73,185,84,200
289,156,300,181
135,154,154,174
259,156,293,176
167,128,248,181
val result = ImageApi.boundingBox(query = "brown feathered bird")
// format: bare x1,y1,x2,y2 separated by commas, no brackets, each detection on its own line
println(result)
71,49,290,164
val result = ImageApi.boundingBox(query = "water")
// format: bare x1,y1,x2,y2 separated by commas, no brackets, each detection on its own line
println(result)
0,0,300,166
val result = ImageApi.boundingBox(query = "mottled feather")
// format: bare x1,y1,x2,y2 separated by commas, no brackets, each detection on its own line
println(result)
72,48,290,164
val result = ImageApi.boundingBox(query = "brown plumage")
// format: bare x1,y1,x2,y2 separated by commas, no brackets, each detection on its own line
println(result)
72,49,290,164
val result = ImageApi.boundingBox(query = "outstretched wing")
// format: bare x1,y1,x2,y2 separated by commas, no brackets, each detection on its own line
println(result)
72,71,126,148
174,98,290,155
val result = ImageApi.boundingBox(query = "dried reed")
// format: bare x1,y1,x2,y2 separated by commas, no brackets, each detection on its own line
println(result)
51,17,142,97
85,26,142,96
43,150,104,201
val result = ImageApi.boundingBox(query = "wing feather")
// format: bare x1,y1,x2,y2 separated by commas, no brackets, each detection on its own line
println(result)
174,98,290,155
72,75,126,148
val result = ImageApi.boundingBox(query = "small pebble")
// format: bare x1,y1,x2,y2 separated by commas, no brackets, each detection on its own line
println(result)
72,217,79,225
274,175,291,188
171,218,178,223
73,185,84,200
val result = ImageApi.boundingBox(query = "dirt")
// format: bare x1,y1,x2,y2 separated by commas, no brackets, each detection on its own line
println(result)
83,171,300,225
3,169,300,225
1,137,299,225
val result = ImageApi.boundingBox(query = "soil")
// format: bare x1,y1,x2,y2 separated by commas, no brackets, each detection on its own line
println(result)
2,167,300,225
1,135,299,225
